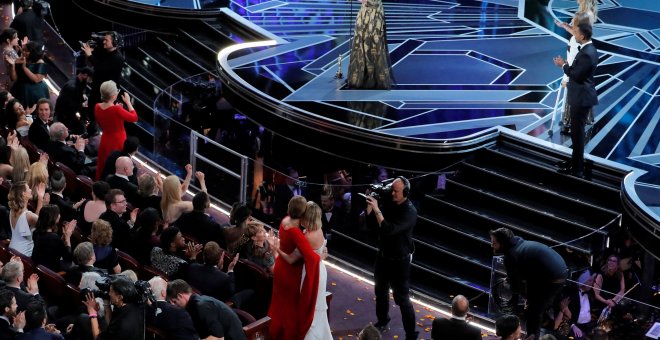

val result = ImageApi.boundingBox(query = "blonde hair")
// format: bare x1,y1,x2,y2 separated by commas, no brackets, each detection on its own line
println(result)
100,80,119,102
302,201,322,231
245,221,266,238
287,195,307,219
27,162,48,200
91,219,113,247
578,0,597,23
10,146,29,183
8,181,29,211
160,175,182,219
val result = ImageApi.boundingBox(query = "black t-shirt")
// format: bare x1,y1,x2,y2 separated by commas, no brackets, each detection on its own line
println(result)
89,49,124,99
99,303,145,340
186,295,246,340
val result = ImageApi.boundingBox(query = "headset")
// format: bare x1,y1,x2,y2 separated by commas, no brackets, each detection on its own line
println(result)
397,176,410,197
107,31,123,48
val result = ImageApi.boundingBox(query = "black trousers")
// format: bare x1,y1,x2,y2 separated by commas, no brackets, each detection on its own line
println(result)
525,281,565,339
374,253,418,340
570,106,590,175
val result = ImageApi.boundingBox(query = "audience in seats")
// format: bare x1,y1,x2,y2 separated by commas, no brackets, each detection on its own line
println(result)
160,164,206,224
9,181,45,256
10,142,30,182
65,241,107,285
495,314,529,340
5,98,33,137
48,170,84,223
98,188,137,252
46,122,94,177
105,156,139,204
100,136,139,184
177,191,225,247
431,295,481,340
150,226,202,279
27,98,51,151
131,207,162,265
9,41,48,109
25,161,47,203
0,289,25,338
167,279,247,340
19,300,65,339
224,202,252,255
552,270,596,338
147,276,199,340
237,221,275,273
134,173,162,214
31,204,74,272
593,254,625,310
0,260,43,311
90,220,121,274
76,181,109,236
1,28,20,92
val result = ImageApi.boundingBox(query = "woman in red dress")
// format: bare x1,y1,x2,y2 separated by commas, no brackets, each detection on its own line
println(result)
268,195,320,340
94,80,138,180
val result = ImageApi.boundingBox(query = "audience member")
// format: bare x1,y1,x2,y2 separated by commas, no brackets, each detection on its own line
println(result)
555,270,595,338
320,185,346,238
5,98,33,137
224,202,251,254
9,0,45,44
147,276,199,340
10,41,48,109
98,189,138,252
188,241,240,304
0,289,26,338
82,276,145,339
237,221,275,272
31,204,74,272
100,136,139,183
47,122,94,176
119,270,137,282
18,300,65,339
177,191,224,247
105,156,139,204
131,207,162,265
77,181,109,236
167,279,246,340
593,255,625,310
48,170,84,222
0,260,43,311
9,181,46,256
90,220,121,274
490,227,568,339
27,98,51,150
65,242,107,285
26,161,48,203
150,226,201,279
54,67,93,135
1,28,20,92
431,295,481,340
495,314,525,340
160,165,206,224
274,166,304,218
134,173,162,213
10,145,30,182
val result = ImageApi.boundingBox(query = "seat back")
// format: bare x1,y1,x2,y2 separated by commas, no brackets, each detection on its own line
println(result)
242,316,271,340
76,175,94,200
141,265,167,282
36,264,68,307
234,258,273,301
146,325,167,340
19,138,42,164
65,283,83,313
0,245,11,264
117,250,141,274
233,308,257,326
55,162,80,200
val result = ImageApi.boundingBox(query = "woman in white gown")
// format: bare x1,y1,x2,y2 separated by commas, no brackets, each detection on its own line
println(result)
274,201,332,339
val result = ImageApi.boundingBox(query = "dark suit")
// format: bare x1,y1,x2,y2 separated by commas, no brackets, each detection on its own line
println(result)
321,207,346,238
46,140,91,176
65,264,107,285
431,317,481,340
0,317,20,339
562,42,598,175
27,118,49,151
567,286,595,336
187,263,235,302
147,301,199,340
16,327,64,340
105,174,139,205
98,210,132,252
5,286,44,312
49,193,77,222
177,211,225,247
274,184,304,218
101,151,137,185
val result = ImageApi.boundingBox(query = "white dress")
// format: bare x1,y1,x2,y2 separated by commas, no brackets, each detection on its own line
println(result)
9,210,34,256
299,239,332,340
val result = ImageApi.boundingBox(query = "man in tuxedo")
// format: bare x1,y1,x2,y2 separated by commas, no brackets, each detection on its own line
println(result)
177,192,225,247
187,241,239,304
147,276,199,340
0,261,44,312
105,157,139,204
100,137,139,184
98,189,138,252
274,167,304,218
48,170,82,222
27,98,52,151
565,270,597,339
0,289,25,338
65,242,107,285
554,23,598,178
431,295,481,340
47,123,94,177
320,188,346,239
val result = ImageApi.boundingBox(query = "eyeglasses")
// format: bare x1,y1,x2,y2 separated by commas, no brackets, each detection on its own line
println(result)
114,199,127,204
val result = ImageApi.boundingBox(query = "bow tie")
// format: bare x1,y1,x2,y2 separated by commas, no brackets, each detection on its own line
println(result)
578,46,582,51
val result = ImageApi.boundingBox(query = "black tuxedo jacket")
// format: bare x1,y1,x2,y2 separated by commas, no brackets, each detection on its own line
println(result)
431,317,481,340
321,207,346,237
147,301,199,340
99,210,132,252
563,42,598,109
0,317,19,339
177,211,225,247
101,151,137,184
28,118,49,151
47,140,86,175
49,193,77,222
5,286,44,312
568,287,594,326
105,174,139,205
187,263,235,302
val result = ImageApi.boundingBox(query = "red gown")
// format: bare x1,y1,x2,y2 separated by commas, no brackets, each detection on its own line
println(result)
94,103,138,180
268,220,320,340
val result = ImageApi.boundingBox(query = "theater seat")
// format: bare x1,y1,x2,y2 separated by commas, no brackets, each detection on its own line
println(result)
36,264,68,308
117,250,141,274
55,162,81,200
242,316,271,340
76,175,94,200
141,265,167,281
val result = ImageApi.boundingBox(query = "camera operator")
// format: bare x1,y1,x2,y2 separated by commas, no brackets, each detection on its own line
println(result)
80,31,124,136
364,176,418,340
82,276,145,340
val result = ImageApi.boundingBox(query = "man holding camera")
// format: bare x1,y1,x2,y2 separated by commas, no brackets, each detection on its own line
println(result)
364,176,418,340
83,276,145,339
81,31,125,136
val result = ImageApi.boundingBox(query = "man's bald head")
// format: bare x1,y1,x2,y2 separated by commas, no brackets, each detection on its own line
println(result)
115,156,134,176
49,122,68,141
451,295,469,317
